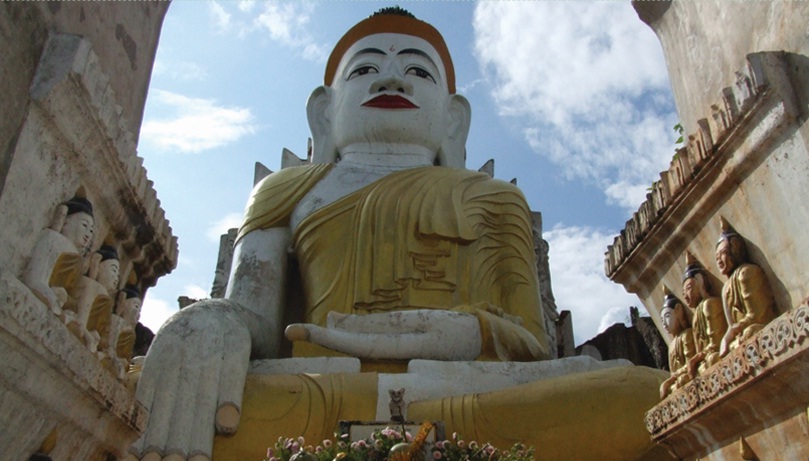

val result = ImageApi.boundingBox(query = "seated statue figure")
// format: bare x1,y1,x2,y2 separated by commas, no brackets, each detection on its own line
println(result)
682,255,726,377
106,284,141,379
659,291,696,398
21,196,94,313
716,220,777,355
130,10,665,461
65,245,119,354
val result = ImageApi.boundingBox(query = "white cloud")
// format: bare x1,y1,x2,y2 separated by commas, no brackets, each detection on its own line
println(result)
604,180,651,210
598,306,631,333
209,1,231,33
253,3,328,62
139,294,177,333
545,224,642,345
152,60,208,82
206,212,243,243
183,284,210,300
473,2,677,212
238,0,256,13
141,89,257,153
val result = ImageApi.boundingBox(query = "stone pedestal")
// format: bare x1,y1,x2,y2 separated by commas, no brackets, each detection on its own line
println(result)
0,272,146,460
646,303,809,460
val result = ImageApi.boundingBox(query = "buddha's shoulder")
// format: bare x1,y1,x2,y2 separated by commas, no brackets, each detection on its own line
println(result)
411,167,525,193
251,164,333,197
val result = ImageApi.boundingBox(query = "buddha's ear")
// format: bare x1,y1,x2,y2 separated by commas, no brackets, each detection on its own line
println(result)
307,85,338,164
437,94,471,168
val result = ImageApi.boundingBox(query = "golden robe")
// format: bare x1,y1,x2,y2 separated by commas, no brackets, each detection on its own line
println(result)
239,165,550,361
723,263,777,345
691,296,726,372
667,328,696,391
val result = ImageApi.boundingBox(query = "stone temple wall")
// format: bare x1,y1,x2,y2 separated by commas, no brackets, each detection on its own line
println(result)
608,0,809,340
0,3,174,460
608,2,809,459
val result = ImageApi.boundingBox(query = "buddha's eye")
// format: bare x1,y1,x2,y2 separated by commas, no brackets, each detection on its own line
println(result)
406,66,435,83
348,65,378,80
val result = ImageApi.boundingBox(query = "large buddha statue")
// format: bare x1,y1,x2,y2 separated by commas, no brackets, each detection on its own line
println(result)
130,10,666,461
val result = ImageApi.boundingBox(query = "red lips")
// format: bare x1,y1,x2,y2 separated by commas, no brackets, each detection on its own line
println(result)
362,94,418,109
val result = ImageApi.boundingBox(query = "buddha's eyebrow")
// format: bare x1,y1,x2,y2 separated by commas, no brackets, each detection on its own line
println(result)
352,48,387,58
397,48,438,69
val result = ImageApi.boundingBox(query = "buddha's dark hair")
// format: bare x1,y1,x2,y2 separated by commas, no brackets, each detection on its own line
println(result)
65,196,93,217
371,6,416,19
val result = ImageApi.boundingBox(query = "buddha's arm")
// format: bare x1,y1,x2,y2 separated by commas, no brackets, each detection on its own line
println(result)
130,228,290,460
225,227,291,358
737,264,776,329
704,298,727,353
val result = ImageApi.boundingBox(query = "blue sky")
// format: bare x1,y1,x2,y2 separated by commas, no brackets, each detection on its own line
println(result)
137,1,678,346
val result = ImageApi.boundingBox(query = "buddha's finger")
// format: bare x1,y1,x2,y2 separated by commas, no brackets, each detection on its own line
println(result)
139,339,183,455
186,346,220,460
214,326,251,434
163,355,204,459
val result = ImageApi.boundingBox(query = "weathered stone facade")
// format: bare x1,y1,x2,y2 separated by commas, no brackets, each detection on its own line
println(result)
0,3,174,460
608,1,809,459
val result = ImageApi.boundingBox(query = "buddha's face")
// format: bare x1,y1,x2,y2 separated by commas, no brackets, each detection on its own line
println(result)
61,212,94,252
715,240,735,277
97,259,120,293
123,297,141,323
327,33,451,156
682,277,701,309
661,306,681,336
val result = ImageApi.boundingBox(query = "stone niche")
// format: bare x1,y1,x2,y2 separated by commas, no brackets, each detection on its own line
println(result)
0,4,176,460
606,1,809,459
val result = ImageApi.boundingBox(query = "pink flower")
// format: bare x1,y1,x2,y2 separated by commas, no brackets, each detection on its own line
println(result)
357,440,367,448
291,442,300,453
323,439,333,448
266,448,274,458
298,437,306,446
452,432,458,441
374,439,384,449
341,433,349,439
485,445,496,455
435,441,445,450
469,441,479,450
458,440,466,449
433,451,442,459
338,441,347,449
316,446,323,453
405,432,413,442
350,442,359,450
269,457,278,461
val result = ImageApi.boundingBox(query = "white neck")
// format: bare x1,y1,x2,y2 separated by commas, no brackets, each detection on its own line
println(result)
339,143,435,169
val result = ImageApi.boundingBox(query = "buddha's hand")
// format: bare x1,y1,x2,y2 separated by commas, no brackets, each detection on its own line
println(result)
127,299,253,461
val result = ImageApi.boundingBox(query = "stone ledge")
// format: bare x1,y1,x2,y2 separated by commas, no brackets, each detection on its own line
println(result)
645,301,809,459
0,270,145,458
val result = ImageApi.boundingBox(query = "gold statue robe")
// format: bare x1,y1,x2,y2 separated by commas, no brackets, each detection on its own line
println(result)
239,165,551,361
692,296,725,372
723,263,777,346
666,327,696,392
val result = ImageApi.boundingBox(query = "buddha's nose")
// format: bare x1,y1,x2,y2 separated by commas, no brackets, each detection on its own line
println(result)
370,70,413,95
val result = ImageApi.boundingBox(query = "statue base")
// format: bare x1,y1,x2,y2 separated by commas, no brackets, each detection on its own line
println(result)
214,357,673,461
646,302,809,460
0,271,144,460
